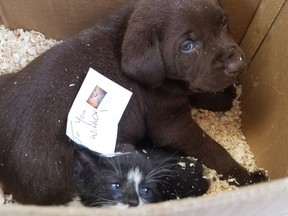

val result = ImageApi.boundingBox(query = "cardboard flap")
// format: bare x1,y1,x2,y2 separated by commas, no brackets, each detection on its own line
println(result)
220,0,261,43
0,0,260,41
0,0,132,40
241,0,288,180
241,0,287,63
0,179,287,216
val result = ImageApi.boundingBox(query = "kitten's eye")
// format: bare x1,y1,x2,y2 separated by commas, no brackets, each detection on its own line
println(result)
180,40,196,53
111,183,121,190
139,187,152,197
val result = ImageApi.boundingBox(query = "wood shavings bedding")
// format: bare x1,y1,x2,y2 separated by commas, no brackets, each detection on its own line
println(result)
0,25,265,204
192,86,257,173
191,87,250,194
0,25,59,75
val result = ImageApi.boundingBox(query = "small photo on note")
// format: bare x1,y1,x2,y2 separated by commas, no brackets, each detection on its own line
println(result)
87,86,107,109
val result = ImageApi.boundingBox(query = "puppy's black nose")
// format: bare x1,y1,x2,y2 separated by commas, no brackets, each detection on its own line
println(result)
215,46,246,77
225,55,245,77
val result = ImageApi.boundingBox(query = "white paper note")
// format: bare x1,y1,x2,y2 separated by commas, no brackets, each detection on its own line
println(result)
66,68,132,154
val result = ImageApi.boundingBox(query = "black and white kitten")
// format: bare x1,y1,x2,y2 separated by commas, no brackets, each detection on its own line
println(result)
73,145,166,207
73,144,209,208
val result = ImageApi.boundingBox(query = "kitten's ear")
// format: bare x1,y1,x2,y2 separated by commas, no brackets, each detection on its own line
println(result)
121,9,165,88
73,144,101,175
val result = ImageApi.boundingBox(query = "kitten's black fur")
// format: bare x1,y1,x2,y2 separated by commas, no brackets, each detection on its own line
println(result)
73,144,209,207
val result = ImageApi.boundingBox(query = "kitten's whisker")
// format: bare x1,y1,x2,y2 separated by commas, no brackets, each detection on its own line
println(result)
158,181,173,191
146,168,175,178
146,174,175,182
81,194,118,207
145,179,171,185
144,152,180,180
88,201,114,207
115,156,123,178
145,166,174,181
89,200,115,206
106,157,122,178
79,191,116,203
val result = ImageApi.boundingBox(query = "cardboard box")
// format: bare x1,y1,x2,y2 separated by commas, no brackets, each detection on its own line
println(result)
0,0,287,215
0,0,131,40
0,0,261,42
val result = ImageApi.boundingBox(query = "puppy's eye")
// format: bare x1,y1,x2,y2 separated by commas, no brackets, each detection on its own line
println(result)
180,40,196,53
111,183,121,190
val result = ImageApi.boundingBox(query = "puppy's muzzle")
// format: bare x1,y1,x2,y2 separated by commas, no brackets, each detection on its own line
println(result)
214,46,246,78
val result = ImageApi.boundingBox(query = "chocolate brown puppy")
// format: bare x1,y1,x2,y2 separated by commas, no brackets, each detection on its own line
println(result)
0,0,267,205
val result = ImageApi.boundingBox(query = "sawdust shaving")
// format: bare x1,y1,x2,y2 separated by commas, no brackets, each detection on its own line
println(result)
0,25,59,75
191,85,266,194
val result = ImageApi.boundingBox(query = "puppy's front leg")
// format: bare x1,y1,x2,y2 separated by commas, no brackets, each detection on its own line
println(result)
147,101,268,186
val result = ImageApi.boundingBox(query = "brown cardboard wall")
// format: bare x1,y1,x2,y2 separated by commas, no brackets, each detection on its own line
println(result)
0,178,287,215
241,0,288,180
241,0,286,63
0,0,132,40
220,0,261,43
0,0,260,42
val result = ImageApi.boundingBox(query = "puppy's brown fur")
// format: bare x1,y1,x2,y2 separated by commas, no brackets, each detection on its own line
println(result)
0,0,267,205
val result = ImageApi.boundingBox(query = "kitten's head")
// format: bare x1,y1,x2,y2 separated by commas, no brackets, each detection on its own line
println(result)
73,145,169,208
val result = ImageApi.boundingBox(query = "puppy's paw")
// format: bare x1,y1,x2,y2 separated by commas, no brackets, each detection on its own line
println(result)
244,170,269,185
228,169,269,186
151,155,209,200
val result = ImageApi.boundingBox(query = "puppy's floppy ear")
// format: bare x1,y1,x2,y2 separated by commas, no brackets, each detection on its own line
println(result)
121,11,165,88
